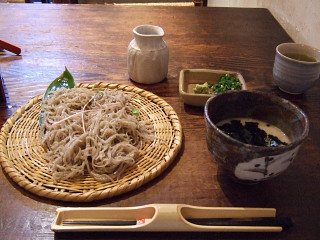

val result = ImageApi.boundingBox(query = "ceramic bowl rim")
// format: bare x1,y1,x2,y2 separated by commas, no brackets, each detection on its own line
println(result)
204,90,309,150
276,42,320,65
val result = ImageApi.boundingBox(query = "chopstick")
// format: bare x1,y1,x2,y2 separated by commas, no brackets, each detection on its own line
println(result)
62,217,293,230
63,220,137,226
187,217,293,230
0,40,21,55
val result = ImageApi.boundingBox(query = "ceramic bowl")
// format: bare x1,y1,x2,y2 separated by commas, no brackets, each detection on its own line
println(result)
204,90,309,183
273,42,320,94
179,69,246,107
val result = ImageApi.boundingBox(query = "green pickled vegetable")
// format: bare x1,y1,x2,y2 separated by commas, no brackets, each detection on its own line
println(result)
132,107,139,118
39,67,75,126
213,74,242,94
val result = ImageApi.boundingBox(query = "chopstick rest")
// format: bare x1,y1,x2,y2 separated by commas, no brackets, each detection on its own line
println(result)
52,204,292,232
0,40,21,55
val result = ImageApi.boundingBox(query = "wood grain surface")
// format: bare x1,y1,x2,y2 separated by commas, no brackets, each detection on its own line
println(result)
0,3,319,240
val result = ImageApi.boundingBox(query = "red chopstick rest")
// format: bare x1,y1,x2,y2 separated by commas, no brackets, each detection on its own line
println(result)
0,40,21,55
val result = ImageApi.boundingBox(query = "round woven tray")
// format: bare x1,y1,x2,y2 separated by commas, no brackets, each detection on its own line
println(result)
0,82,182,202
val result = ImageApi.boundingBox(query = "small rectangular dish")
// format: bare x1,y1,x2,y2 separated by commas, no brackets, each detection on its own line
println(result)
51,204,291,232
179,69,247,107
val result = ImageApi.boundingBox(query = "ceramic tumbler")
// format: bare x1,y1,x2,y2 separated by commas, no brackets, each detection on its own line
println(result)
273,43,320,94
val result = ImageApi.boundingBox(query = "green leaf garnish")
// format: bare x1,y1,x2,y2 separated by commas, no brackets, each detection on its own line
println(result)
42,67,75,101
39,67,75,127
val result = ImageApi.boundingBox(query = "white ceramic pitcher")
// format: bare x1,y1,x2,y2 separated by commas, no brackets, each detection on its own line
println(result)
127,25,169,84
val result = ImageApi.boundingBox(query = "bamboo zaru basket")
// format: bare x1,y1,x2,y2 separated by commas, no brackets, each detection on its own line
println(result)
0,83,182,202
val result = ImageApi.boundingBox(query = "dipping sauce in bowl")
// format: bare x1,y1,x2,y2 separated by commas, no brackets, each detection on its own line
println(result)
204,90,309,183
216,118,290,147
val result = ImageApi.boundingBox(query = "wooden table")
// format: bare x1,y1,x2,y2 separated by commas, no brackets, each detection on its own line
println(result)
0,3,319,240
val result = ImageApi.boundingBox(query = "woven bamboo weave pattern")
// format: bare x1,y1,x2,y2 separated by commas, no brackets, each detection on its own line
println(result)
0,82,182,202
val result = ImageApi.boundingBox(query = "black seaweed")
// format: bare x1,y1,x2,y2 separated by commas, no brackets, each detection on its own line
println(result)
218,120,288,147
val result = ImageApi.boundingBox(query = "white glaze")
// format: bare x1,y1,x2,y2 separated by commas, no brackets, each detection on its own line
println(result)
234,147,299,181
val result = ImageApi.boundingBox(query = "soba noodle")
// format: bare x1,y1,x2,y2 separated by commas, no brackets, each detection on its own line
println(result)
40,87,154,183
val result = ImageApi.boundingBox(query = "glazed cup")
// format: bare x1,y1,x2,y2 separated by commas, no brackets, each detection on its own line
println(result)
273,42,320,94
204,90,309,184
